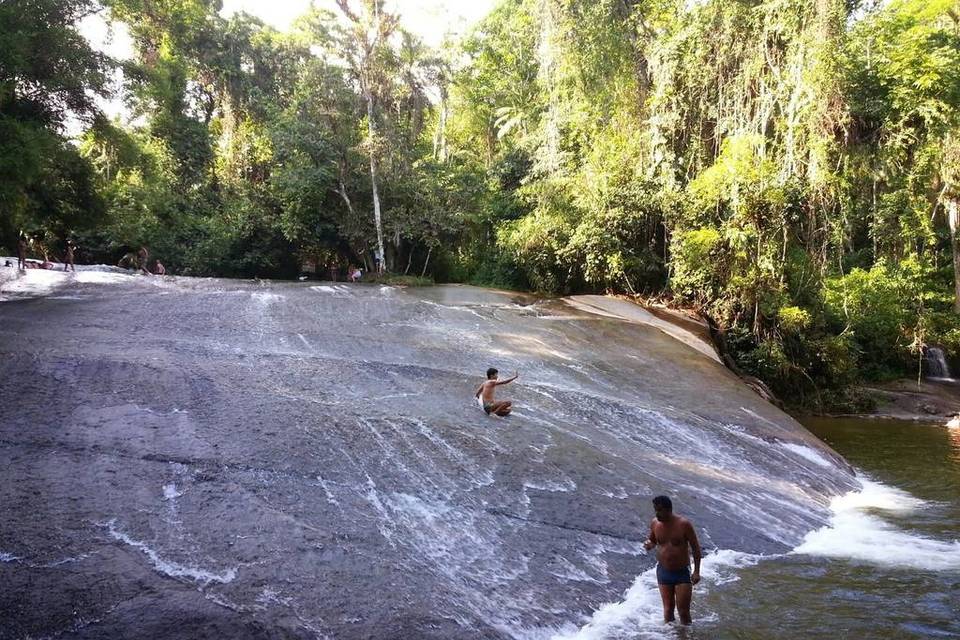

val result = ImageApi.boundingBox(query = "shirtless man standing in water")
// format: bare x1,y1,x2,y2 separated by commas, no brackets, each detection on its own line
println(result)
474,368,517,416
644,495,702,624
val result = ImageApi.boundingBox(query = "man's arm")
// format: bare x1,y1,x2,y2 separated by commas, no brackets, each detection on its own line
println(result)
496,372,518,386
474,383,484,398
643,520,657,551
686,520,702,583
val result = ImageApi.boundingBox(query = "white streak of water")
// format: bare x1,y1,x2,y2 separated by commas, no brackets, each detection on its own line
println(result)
103,519,237,584
251,291,282,303
792,478,960,571
524,478,577,493
315,475,341,506
779,442,832,468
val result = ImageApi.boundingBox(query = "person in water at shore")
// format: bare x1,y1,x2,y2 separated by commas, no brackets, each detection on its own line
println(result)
63,239,77,272
474,368,518,416
17,232,27,271
137,246,152,275
644,495,702,625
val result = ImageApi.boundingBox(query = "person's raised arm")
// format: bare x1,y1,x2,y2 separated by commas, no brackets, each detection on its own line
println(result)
686,520,702,584
496,372,518,386
643,520,657,552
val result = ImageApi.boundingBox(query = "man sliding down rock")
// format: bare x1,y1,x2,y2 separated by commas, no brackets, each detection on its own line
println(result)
474,367,517,416
644,495,702,625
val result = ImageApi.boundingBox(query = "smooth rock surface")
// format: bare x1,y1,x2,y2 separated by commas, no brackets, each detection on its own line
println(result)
0,273,856,639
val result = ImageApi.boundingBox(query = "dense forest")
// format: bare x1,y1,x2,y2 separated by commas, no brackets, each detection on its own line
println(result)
2,0,960,409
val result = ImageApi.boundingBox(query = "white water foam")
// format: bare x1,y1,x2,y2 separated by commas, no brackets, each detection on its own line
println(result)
779,442,832,468
43,553,92,568
0,266,152,302
599,487,631,500
251,291,282,303
546,549,761,640
75,271,136,285
0,268,63,298
792,478,960,571
315,475,341,506
524,479,577,493
0,552,21,563
103,519,237,585
310,284,352,296
163,484,182,500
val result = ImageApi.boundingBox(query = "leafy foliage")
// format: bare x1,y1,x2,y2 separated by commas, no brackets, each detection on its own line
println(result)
3,0,960,409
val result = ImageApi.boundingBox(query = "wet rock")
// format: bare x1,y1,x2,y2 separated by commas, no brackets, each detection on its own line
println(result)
0,279,856,638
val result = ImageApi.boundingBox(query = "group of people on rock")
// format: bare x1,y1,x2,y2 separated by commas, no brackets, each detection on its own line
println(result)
11,232,77,272
319,262,363,282
117,245,165,275
9,232,165,276
318,248,387,283
475,368,703,625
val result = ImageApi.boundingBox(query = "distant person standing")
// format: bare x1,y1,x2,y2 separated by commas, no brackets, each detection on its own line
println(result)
137,246,151,275
644,495,702,625
17,232,27,270
153,260,166,275
63,239,77,272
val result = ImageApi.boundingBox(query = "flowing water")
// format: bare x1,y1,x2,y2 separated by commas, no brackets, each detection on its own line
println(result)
0,268,955,639
687,418,960,640
924,347,954,381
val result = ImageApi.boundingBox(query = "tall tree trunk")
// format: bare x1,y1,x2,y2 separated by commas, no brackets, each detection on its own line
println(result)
366,92,386,273
404,246,414,275
948,198,960,313
433,86,449,162
336,175,355,217
421,245,432,278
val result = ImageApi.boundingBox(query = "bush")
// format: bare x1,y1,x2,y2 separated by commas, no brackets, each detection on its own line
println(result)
670,227,722,302
822,260,916,377
778,305,812,333
373,274,434,287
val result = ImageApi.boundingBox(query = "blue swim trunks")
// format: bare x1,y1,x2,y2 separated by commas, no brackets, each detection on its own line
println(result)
656,564,692,586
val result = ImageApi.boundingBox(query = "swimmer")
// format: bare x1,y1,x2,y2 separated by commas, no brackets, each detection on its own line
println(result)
644,495,702,625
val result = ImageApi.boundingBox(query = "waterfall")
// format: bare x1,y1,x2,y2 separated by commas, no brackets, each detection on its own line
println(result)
923,346,953,380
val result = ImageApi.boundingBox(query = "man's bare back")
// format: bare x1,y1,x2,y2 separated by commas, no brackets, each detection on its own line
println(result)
474,368,517,416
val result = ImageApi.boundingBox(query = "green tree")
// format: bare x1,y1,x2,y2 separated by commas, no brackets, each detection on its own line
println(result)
0,0,109,246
